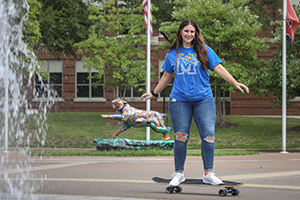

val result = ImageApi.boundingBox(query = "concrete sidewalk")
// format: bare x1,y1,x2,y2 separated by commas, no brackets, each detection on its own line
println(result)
1,153,300,200
22,147,300,153
0,193,157,200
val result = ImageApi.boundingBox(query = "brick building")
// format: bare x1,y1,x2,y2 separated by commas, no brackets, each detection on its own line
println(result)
30,0,300,116
30,33,300,116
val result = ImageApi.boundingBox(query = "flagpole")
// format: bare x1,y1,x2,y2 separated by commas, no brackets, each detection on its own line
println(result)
146,0,151,141
281,0,288,154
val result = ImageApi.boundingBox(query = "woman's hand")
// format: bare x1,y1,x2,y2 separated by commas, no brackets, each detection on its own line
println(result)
140,71,173,101
140,92,154,101
214,64,250,94
234,83,249,94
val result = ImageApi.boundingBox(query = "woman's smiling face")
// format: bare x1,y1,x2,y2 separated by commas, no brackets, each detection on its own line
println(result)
180,24,195,48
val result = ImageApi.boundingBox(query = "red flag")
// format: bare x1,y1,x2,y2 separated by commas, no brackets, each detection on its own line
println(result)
286,0,299,46
142,0,153,37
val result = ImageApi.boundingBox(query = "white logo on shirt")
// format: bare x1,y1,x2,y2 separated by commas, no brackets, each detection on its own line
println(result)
176,53,198,75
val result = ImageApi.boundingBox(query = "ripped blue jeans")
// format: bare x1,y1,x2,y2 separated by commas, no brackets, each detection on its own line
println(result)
169,97,216,172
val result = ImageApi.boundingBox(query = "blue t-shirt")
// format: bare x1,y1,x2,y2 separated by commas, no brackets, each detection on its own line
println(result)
162,45,222,101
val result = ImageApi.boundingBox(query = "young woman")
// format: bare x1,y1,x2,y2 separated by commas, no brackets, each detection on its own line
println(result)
141,19,249,186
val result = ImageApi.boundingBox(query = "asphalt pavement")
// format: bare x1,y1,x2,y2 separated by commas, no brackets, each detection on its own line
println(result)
1,152,300,200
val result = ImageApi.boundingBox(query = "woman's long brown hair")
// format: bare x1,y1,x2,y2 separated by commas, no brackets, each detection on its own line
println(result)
169,19,209,71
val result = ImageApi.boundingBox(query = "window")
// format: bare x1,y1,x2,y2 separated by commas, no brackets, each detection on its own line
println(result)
159,59,174,98
76,60,104,98
34,60,63,98
118,80,145,99
210,76,231,100
211,85,230,99
294,86,300,101
117,60,146,99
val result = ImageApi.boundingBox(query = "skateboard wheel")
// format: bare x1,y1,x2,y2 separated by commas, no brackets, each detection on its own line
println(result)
219,189,228,197
174,186,182,193
166,187,174,194
231,188,239,196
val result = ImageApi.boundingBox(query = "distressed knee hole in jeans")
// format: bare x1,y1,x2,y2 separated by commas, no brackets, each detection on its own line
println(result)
204,136,215,143
175,133,188,142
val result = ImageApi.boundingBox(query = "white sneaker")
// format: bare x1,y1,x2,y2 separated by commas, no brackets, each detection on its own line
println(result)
203,172,224,185
169,172,185,186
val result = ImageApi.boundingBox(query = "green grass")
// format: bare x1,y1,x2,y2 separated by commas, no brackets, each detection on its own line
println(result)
215,117,300,149
28,149,258,157
30,112,300,150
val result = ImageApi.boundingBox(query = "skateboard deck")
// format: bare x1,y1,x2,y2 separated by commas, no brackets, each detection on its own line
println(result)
152,177,244,197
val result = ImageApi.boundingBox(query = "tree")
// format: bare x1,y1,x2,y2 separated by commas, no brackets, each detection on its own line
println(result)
22,0,49,82
247,0,281,34
116,0,175,42
152,0,175,42
75,0,155,99
159,0,270,125
37,0,92,59
260,3,300,108
23,0,42,51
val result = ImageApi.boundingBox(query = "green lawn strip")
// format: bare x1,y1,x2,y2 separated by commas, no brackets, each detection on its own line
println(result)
30,113,300,150
28,149,258,157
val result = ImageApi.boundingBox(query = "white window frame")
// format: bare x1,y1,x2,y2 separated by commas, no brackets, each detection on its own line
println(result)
116,60,146,102
211,84,231,102
117,82,146,102
33,60,64,102
74,60,106,103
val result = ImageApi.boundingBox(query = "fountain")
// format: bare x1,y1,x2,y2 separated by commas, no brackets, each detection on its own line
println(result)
0,0,53,199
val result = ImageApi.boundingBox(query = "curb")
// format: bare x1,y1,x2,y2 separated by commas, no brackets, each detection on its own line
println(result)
8,147,300,153
190,149,300,153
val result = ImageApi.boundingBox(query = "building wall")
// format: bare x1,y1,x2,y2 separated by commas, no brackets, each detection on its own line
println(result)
230,40,300,116
231,92,300,116
32,43,171,113
31,37,299,116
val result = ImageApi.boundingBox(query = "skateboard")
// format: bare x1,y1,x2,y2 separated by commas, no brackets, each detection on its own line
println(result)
152,177,245,197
